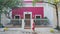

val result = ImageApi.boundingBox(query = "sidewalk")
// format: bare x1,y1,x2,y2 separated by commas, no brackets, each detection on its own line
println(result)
0,28,60,34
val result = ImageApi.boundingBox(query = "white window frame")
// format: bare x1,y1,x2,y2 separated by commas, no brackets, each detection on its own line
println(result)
24,12,32,19
24,12,32,29
35,15,42,19
14,15,20,19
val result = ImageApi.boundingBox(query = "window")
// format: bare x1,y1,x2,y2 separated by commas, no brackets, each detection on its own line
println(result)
35,15,41,19
14,15,22,27
34,15,42,26
36,16,40,19
6,15,22,28
14,15,20,19
15,16,19,19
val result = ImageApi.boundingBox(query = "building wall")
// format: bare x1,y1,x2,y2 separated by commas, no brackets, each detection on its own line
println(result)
53,6,60,28
12,2,44,19
53,7,57,28
21,0,60,27
1,13,10,26
12,7,44,19
44,4,54,26
24,0,43,1
24,0,32,1
58,6,60,27
12,2,54,26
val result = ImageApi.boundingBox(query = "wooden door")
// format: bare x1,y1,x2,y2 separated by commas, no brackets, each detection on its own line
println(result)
24,14,31,29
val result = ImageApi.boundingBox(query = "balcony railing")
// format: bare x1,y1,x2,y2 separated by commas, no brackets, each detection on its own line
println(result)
1,19,51,28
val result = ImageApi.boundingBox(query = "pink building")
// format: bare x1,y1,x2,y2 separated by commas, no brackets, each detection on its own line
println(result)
12,1,44,19
11,0,54,28
12,7,44,19
11,1,45,29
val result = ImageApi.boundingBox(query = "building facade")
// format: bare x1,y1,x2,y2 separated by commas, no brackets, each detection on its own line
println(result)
11,0,55,29
1,0,60,29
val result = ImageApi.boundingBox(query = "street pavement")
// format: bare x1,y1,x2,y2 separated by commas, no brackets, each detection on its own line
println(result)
0,30,60,34
0,28,60,34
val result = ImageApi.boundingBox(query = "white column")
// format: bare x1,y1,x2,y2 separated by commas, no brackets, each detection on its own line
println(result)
22,19,25,29
31,19,34,30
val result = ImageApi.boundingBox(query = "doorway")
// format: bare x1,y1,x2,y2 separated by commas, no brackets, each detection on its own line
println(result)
24,12,32,29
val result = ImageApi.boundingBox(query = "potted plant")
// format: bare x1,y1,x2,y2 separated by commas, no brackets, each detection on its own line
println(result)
0,23,4,28
43,17,49,25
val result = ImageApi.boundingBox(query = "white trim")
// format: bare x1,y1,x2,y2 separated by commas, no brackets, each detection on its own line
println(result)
35,15,42,19
24,12,32,29
24,0,32,1
22,19,25,29
14,15,20,19
24,12,32,19
23,3,44,7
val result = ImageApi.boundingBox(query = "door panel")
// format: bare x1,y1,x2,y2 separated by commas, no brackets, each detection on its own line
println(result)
24,14,31,29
